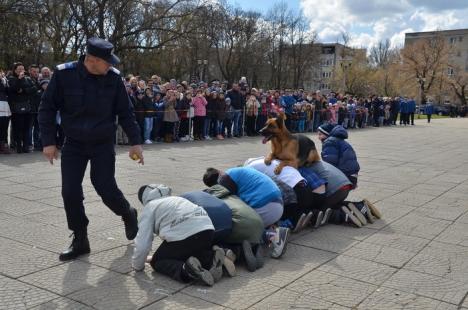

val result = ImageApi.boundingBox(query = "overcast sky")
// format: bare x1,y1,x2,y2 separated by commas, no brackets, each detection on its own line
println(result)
227,0,468,49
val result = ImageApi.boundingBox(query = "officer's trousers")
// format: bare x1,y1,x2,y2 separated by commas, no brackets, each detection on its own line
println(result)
61,138,131,232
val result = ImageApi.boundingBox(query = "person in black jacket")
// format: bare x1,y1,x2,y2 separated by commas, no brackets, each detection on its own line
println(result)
7,62,37,153
38,38,143,261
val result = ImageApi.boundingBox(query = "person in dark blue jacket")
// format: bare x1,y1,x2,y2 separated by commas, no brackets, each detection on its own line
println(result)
399,98,409,125
318,123,360,188
425,100,434,123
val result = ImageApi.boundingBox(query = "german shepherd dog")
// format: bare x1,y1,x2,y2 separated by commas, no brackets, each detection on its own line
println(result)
259,113,320,174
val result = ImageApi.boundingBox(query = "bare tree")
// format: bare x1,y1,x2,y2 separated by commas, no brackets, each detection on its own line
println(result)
401,35,449,104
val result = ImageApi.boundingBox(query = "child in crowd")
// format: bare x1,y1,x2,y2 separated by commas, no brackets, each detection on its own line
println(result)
224,97,234,138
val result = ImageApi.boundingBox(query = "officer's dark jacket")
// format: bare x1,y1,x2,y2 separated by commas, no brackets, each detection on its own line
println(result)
38,56,141,146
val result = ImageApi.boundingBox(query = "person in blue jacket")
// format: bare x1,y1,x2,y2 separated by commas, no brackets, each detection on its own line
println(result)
407,97,416,125
425,100,434,123
280,90,296,131
318,123,360,188
399,98,409,125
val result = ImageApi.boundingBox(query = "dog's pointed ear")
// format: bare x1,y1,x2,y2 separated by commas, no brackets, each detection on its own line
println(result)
276,112,285,129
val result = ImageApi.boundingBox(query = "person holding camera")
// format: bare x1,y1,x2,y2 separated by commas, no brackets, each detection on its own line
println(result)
7,62,37,153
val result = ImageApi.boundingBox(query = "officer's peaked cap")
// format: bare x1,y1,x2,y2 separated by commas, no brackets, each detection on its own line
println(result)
86,37,120,65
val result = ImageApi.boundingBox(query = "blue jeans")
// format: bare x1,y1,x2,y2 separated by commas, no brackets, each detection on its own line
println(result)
144,117,154,141
216,120,224,135
203,117,212,137
232,110,242,136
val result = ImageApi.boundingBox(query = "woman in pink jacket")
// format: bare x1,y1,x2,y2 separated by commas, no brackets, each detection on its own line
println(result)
191,89,208,140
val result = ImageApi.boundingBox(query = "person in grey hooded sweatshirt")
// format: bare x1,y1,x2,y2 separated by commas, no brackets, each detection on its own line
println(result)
133,184,234,286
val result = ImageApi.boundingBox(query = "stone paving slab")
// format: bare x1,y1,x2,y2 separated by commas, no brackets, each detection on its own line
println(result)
404,241,468,283
317,254,397,285
286,270,378,308
29,297,94,310
1,118,468,309
142,293,227,309
382,269,468,305
358,287,458,310
0,274,59,309
182,275,279,309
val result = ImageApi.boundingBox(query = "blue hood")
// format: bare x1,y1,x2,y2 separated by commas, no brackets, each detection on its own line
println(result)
329,125,348,140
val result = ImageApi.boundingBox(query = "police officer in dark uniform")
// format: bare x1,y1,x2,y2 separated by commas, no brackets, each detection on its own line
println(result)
38,37,144,261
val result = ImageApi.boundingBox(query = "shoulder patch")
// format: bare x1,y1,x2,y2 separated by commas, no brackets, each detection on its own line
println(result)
109,67,121,75
56,62,77,71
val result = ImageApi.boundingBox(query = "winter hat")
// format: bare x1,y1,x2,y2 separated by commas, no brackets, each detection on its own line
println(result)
138,184,172,205
318,123,335,136
39,79,50,87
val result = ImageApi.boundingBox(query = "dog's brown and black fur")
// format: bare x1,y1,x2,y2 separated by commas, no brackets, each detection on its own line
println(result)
259,113,320,174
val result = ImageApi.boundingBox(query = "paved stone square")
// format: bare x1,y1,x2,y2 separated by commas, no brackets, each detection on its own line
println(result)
1,118,468,309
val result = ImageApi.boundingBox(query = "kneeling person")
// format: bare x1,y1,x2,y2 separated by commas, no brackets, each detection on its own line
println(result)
132,184,225,286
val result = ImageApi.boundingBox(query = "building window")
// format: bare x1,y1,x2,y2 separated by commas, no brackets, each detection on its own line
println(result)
322,71,332,78
449,37,457,45
447,67,454,76
459,36,463,42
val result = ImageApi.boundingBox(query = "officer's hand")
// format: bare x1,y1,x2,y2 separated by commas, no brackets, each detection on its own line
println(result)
43,145,59,165
129,145,144,165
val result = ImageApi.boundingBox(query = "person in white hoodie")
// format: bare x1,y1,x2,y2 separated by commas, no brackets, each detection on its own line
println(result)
132,184,229,286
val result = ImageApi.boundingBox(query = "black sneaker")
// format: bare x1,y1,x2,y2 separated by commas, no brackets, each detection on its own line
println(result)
293,213,307,233
353,201,376,224
242,240,257,272
340,206,362,228
347,202,368,225
183,257,214,286
122,207,138,240
254,244,264,269
59,232,91,261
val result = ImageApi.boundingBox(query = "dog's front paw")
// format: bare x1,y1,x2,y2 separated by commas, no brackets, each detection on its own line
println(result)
264,158,272,166
274,166,282,175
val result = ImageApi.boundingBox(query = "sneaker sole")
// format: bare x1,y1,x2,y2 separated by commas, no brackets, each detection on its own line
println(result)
363,199,382,219
280,229,290,257
347,203,368,225
223,257,236,277
293,213,307,233
186,257,214,286
321,208,332,226
341,206,362,228
314,211,324,228
301,211,314,230
210,246,225,282
361,204,376,224
242,240,257,272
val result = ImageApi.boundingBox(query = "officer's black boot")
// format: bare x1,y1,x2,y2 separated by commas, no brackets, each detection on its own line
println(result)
122,207,138,240
59,230,90,261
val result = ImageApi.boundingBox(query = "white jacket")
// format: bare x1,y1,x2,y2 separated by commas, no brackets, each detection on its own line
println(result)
132,189,214,271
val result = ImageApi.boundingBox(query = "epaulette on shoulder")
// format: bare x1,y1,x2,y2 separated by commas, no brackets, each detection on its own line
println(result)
56,61,77,71
109,67,121,75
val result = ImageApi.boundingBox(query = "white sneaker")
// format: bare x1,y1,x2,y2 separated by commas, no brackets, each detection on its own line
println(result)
205,136,212,140
180,136,189,142
144,139,152,144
